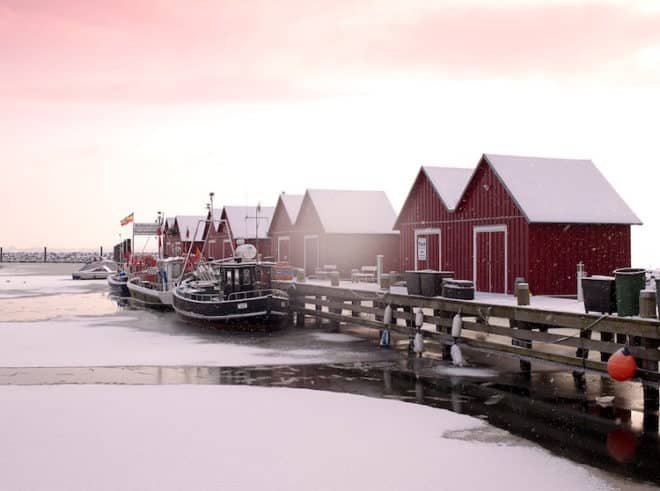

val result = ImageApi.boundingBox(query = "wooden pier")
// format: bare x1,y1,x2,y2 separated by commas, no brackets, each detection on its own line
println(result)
275,279,660,381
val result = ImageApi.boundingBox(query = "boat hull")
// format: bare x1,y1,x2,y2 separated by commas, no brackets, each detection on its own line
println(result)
127,280,173,309
107,274,129,296
172,291,289,328
72,271,113,280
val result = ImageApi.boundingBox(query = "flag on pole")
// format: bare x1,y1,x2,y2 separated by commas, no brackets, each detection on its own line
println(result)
120,212,134,226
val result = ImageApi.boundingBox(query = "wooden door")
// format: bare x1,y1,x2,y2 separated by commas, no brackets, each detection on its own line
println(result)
278,237,291,263
304,236,319,274
223,240,233,259
474,229,506,293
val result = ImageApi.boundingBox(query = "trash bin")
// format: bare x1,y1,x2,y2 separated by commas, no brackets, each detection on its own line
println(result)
613,268,646,317
582,276,616,314
419,270,455,297
405,271,422,296
442,279,475,300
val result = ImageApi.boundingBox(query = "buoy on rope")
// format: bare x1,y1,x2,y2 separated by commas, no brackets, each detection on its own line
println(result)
450,343,464,367
415,308,424,328
383,304,393,325
451,313,462,339
607,346,637,382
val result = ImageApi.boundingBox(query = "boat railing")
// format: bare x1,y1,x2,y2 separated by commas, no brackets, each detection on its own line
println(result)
226,289,274,301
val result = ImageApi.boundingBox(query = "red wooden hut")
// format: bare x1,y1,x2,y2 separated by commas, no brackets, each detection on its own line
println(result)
163,215,205,257
294,189,400,277
395,154,641,295
211,205,275,259
203,208,224,259
267,193,304,263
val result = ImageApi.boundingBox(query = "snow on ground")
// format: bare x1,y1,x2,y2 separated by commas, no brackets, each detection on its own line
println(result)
0,385,612,491
0,274,105,299
311,332,362,343
0,314,390,367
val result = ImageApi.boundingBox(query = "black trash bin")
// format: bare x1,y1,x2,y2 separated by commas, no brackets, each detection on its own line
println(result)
613,268,646,317
582,276,616,314
419,270,455,297
405,271,422,296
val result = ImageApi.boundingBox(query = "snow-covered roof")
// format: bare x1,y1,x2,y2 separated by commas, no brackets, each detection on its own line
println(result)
223,205,275,239
208,208,223,232
165,217,175,229
280,194,304,224
174,216,206,242
422,166,473,211
483,154,641,224
304,189,398,234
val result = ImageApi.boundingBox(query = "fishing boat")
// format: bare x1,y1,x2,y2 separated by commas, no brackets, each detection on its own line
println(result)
126,257,184,308
72,260,119,280
172,245,289,327
107,270,129,296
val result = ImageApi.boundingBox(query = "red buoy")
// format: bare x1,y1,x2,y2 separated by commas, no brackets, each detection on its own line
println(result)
607,346,637,382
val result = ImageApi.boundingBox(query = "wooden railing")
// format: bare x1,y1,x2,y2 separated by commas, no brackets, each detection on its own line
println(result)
277,281,660,381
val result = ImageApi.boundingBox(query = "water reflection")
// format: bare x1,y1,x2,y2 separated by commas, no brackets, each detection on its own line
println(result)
0,360,658,484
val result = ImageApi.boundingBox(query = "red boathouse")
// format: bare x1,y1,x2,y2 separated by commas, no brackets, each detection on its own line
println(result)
294,189,400,277
395,154,641,295
163,215,206,257
210,205,275,259
267,193,304,263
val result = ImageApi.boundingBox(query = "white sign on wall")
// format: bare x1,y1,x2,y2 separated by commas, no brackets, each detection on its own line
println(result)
417,237,427,261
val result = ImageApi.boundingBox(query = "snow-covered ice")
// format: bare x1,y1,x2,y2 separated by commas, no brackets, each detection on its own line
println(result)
0,385,613,491
0,315,392,367
0,274,104,299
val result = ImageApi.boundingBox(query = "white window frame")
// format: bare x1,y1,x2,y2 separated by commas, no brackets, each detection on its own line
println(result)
472,224,508,293
303,235,320,272
277,235,290,262
413,228,441,270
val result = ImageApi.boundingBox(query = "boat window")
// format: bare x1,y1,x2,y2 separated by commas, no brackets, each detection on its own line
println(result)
241,268,252,286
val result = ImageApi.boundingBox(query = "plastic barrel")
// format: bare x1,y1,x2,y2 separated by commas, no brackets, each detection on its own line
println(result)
613,268,646,317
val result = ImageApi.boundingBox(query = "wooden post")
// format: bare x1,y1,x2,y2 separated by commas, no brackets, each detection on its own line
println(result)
352,300,360,318
375,301,384,322
329,297,341,332
0,246,3,262
315,295,322,327
640,290,657,319
100,246,103,258
295,294,306,327
43,246,47,262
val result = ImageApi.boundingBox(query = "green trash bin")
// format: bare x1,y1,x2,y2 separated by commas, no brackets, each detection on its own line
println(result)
613,268,646,317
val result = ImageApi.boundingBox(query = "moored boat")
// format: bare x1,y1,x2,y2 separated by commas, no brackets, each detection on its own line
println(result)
126,257,184,308
72,260,119,280
107,271,129,296
172,257,289,328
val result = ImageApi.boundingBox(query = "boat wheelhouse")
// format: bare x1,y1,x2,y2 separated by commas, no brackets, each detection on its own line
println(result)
172,259,288,327
126,257,184,308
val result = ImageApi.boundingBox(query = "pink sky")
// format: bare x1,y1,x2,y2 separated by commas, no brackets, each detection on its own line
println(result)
2,0,660,264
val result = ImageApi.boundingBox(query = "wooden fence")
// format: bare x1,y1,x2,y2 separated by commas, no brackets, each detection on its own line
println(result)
278,281,660,381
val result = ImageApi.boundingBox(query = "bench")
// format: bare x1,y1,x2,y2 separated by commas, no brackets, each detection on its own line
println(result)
351,265,377,283
314,264,338,280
